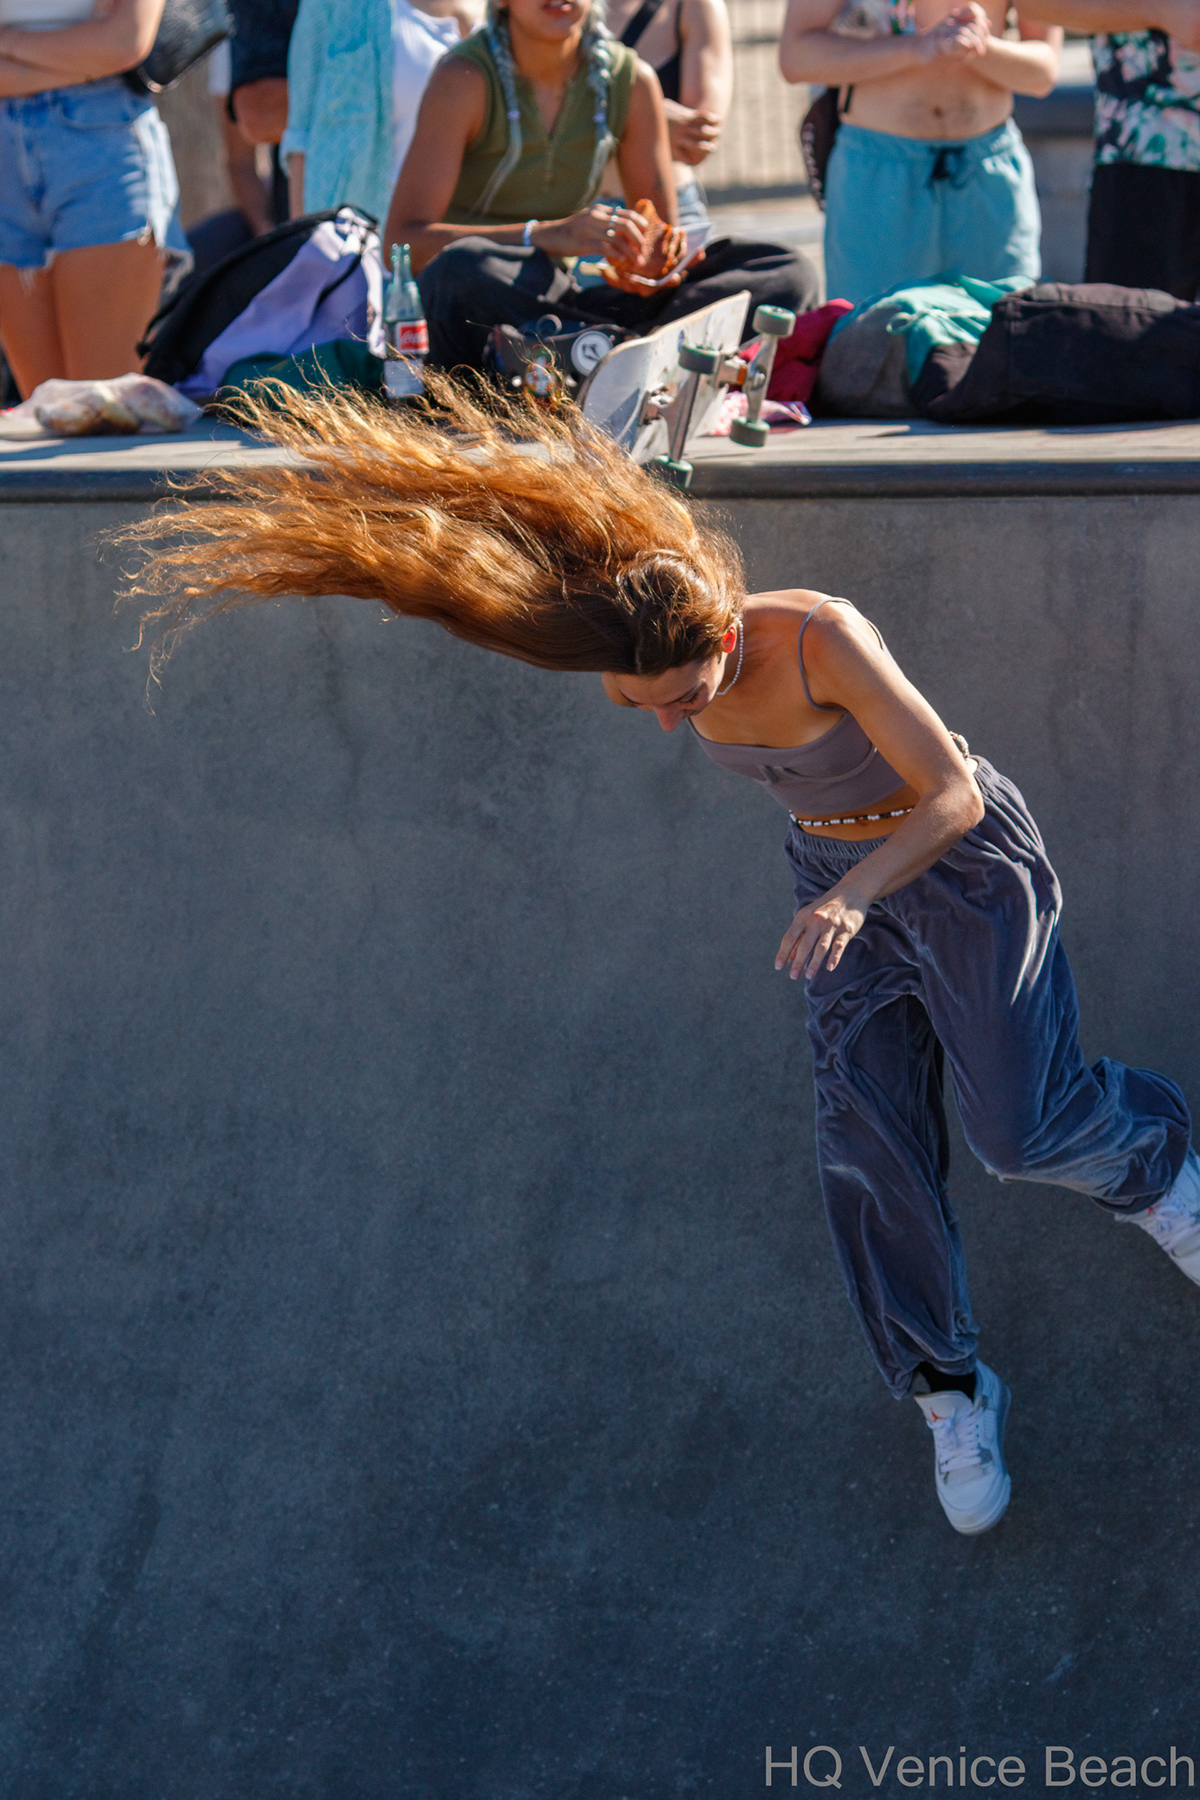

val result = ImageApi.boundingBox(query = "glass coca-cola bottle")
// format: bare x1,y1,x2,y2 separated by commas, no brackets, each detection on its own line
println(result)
383,243,428,403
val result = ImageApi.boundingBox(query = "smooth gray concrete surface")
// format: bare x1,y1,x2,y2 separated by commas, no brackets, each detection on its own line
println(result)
7,418,1200,503
0,465,1198,1798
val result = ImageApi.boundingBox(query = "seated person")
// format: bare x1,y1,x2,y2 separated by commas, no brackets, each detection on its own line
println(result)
384,0,818,373
283,0,483,226
780,0,1062,304
597,0,735,240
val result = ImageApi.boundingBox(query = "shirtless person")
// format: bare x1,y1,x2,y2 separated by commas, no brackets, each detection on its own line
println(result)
780,0,1062,303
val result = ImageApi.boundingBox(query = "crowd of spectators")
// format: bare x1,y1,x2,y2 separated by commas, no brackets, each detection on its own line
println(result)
0,0,1198,402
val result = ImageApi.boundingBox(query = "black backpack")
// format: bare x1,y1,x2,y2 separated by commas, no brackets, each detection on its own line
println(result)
140,209,373,388
917,282,1200,424
798,86,852,211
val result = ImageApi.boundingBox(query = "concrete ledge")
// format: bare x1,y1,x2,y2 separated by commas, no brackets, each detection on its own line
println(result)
0,421,286,505
5,416,1200,503
689,420,1200,498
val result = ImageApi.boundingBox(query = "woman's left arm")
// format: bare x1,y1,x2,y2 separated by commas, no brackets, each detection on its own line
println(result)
775,608,985,980
0,0,164,80
666,0,732,165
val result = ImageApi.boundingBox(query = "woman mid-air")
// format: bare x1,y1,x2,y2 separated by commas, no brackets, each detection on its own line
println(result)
126,381,1198,1536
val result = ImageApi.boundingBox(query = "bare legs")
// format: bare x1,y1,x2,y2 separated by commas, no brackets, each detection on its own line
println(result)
0,237,165,397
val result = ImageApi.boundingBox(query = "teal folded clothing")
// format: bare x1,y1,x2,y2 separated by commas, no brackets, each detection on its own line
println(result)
218,340,386,406
829,274,1035,383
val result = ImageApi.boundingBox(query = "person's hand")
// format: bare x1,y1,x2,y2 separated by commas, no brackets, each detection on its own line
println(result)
532,203,650,260
775,885,868,980
601,199,691,290
666,106,722,165
915,4,990,61
1155,0,1200,48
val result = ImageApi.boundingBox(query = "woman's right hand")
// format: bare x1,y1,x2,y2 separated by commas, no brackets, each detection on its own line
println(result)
776,885,869,981
666,104,722,164
533,204,650,261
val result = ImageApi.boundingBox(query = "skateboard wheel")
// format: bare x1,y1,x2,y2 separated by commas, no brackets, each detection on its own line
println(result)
729,417,770,448
752,305,796,338
678,344,720,375
651,454,694,489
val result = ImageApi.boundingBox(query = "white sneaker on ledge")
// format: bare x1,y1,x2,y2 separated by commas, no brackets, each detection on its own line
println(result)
1117,1147,1200,1286
913,1361,1011,1536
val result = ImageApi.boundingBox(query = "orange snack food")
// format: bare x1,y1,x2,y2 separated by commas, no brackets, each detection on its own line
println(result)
600,199,695,292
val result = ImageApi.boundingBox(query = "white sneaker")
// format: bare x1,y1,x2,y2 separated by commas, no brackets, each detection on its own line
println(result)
1117,1148,1200,1285
913,1362,1011,1536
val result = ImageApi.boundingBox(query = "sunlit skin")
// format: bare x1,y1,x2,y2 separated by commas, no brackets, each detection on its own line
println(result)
778,0,1060,143
602,0,733,191
602,590,983,986
0,0,170,391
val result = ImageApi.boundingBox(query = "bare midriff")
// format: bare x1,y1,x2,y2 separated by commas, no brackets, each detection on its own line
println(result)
844,0,1012,139
795,759,980,841
795,780,921,841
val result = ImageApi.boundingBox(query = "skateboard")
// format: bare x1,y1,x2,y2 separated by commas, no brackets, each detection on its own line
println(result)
578,291,796,485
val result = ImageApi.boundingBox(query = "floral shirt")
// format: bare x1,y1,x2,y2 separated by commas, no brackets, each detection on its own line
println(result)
1093,31,1200,170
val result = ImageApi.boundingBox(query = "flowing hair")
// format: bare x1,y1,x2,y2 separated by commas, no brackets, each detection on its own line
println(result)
117,374,745,682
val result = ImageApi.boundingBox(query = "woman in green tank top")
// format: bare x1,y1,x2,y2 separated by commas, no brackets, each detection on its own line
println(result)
385,0,677,273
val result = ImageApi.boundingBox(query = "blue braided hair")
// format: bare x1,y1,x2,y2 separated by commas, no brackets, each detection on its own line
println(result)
475,0,616,216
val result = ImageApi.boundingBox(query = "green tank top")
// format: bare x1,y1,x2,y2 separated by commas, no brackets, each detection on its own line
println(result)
443,30,638,227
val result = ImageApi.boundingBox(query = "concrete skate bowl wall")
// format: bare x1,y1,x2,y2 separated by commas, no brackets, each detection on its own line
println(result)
0,454,1197,1797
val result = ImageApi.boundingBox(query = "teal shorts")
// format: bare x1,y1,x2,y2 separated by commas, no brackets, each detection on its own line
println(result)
823,115,1041,306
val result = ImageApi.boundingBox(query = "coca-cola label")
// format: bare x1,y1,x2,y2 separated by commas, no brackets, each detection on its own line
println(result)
395,320,429,355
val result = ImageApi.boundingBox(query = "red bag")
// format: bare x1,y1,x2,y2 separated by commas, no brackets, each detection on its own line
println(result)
767,300,854,404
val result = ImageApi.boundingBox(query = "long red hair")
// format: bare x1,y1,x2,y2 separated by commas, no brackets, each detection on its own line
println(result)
118,375,745,680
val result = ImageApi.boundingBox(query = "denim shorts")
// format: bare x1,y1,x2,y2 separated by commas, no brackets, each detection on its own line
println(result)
0,76,189,270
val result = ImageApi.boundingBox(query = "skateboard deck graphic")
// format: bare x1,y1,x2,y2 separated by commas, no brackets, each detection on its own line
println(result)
579,290,751,463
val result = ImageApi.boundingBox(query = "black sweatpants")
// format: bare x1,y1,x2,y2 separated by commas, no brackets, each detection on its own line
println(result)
1085,161,1200,299
416,235,821,371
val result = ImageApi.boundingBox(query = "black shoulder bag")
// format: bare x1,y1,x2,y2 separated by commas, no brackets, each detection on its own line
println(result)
799,84,852,210
124,0,232,95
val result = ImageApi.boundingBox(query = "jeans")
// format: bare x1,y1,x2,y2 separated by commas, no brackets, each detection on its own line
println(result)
0,77,188,270
787,760,1191,1398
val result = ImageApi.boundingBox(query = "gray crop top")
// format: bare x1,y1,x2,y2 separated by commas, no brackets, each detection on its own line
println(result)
689,597,906,817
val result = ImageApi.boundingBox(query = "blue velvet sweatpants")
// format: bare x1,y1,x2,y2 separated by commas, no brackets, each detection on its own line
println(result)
786,760,1191,1398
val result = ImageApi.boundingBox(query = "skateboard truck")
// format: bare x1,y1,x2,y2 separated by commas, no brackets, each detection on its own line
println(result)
728,305,796,449
651,342,720,489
